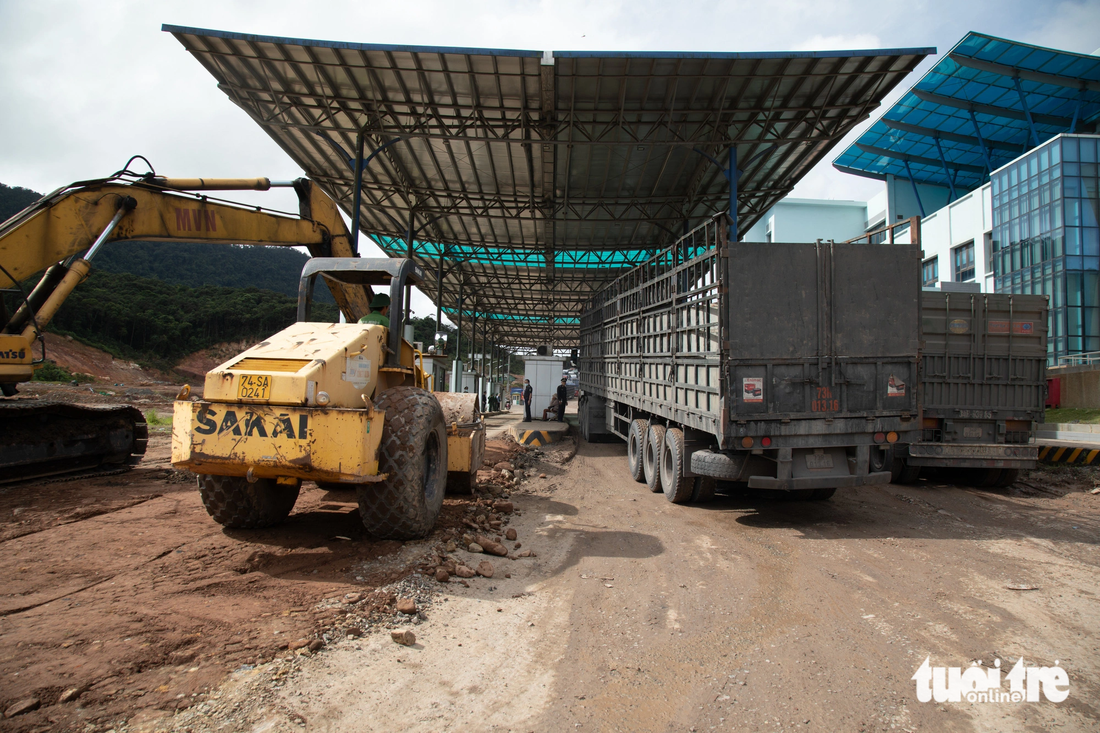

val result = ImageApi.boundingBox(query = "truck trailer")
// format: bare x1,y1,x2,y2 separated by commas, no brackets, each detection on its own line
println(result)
577,215,922,502
890,288,1047,486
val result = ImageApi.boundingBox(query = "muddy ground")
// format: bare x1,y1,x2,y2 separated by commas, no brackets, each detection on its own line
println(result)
0,380,1098,731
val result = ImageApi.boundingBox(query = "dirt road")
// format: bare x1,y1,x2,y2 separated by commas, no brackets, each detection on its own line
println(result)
2,409,1098,732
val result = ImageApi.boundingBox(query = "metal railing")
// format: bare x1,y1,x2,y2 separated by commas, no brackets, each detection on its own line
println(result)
1059,351,1100,366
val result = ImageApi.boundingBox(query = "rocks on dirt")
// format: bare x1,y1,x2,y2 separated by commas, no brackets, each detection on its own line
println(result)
476,561,495,578
514,542,522,549
454,565,476,578
391,630,416,646
517,550,537,558
494,461,515,472
287,639,310,651
435,568,450,582
492,501,514,514
505,528,518,541
445,540,457,552
475,535,508,557
468,542,484,554
58,688,82,704
540,473,547,479
343,593,363,604
345,627,363,637
307,639,324,652
4,698,40,718
396,598,418,615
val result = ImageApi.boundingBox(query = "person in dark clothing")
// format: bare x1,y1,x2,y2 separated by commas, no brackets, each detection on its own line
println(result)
556,377,567,422
522,379,533,422
488,394,499,411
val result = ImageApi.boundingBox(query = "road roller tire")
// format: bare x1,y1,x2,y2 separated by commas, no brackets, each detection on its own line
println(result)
198,474,300,529
627,418,649,483
357,387,447,540
644,423,666,493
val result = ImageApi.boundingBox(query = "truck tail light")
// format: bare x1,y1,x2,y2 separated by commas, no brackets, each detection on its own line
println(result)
873,432,886,443
886,431,898,443
761,437,771,447
741,436,754,448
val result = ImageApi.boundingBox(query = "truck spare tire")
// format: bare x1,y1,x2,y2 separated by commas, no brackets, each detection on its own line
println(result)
357,386,448,540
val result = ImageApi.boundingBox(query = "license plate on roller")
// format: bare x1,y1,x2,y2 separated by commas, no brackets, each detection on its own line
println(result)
805,452,833,470
237,374,271,400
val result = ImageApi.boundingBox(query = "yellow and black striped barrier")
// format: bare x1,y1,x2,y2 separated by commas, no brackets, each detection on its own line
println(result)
1038,444,1100,465
518,429,554,447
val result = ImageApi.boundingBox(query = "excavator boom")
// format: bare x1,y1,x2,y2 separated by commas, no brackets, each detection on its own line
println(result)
0,168,367,483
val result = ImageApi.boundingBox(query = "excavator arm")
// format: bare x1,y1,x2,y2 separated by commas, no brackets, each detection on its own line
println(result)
0,171,373,483
1,174,372,386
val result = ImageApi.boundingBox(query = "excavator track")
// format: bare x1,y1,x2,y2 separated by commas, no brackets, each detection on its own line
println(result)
0,402,147,484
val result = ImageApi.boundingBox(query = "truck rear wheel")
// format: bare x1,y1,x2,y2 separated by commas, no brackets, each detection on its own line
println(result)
889,446,921,484
627,418,649,483
643,423,666,493
198,474,301,529
993,469,1020,488
691,476,718,502
357,387,447,540
660,427,693,504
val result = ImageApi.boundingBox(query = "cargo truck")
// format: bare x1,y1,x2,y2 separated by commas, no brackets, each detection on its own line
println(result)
577,215,922,502
889,288,1047,487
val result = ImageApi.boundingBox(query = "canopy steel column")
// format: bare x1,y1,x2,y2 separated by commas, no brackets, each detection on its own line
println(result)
902,159,926,218
1013,77,1041,148
729,146,739,242
348,134,402,256
967,109,994,174
435,245,444,353
933,137,957,202
350,131,365,254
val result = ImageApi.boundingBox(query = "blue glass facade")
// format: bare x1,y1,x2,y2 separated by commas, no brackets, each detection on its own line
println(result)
992,135,1100,364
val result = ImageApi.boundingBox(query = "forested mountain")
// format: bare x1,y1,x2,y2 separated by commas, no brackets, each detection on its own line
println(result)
49,270,339,370
94,241,321,300
0,182,42,223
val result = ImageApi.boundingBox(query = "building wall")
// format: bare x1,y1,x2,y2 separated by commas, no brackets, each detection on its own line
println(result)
741,198,868,243
917,183,994,292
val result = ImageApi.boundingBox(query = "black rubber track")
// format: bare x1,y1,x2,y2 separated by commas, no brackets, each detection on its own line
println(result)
357,387,447,540
198,474,301,529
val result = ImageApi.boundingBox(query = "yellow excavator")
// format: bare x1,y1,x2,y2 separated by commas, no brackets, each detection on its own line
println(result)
0,165,482,538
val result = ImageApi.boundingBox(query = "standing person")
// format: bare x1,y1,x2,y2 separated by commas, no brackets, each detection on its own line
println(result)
556,377,568,422
522,379,533,422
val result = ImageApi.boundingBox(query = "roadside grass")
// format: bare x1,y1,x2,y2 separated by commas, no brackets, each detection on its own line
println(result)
1044,407,1100,424
145,410,173,429
32,360,95,384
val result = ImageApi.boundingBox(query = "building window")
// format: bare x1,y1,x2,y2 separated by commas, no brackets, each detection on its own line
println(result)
922,257,939,287
954,241,975,281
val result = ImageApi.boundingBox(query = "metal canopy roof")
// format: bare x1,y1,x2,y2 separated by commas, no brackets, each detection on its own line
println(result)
834,32,1100,199
166,25,930,347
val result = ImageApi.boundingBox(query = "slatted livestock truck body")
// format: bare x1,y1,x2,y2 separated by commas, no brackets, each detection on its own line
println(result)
890,289,1048,487
578,216,922,503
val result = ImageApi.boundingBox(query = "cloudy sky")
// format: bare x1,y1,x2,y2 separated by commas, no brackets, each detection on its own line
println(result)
1,0,1098,319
